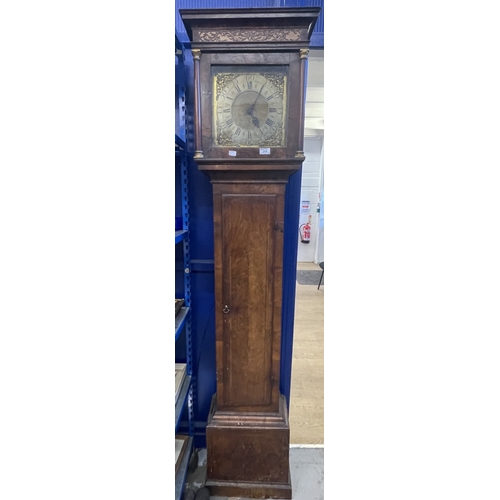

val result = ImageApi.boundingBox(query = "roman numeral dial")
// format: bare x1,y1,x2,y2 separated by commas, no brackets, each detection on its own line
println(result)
213,69,287,148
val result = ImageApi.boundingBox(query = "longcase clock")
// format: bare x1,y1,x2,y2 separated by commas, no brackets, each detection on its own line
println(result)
180,7,320,499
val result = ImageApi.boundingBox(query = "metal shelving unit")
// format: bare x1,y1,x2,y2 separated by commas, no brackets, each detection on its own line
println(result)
175,230,188,244
175,31,194,500
175,374,192,433
174,436,193,500
175,306,190,341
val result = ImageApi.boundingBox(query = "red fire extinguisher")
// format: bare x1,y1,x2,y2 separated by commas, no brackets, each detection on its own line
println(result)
299,215,312,244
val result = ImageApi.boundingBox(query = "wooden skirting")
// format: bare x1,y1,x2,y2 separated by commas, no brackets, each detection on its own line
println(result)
206,395,292,499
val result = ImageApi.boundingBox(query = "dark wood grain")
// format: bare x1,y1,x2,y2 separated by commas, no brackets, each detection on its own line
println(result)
211,177,287,413
222,193,274,408
206,395,292,499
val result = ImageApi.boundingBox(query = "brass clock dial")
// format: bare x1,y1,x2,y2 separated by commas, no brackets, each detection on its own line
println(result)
213,67,287,148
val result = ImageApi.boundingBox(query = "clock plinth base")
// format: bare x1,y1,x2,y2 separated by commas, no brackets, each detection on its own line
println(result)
206,475,292,500
206,395,292,499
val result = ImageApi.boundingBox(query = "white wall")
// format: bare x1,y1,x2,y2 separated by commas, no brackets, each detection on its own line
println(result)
297,136,324,263
297,50,324,264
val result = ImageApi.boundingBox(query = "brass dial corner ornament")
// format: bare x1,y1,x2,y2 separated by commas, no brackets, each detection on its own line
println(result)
212,67,288,148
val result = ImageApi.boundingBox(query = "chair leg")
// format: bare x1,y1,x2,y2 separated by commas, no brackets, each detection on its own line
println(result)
317,270,324,289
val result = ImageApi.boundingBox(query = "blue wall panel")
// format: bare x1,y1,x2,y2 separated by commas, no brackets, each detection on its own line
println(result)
280,169,302,403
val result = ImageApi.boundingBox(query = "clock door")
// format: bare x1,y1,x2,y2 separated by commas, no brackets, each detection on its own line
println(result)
213,182,285,413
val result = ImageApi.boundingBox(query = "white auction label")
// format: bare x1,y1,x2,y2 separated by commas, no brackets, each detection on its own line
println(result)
259,148,271,155
228,150,237,157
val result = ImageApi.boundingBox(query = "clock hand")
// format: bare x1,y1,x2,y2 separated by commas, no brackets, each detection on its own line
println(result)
246,82,266,115
251,116,265,135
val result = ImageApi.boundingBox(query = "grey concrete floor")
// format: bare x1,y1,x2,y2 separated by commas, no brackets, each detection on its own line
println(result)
183,446,324,500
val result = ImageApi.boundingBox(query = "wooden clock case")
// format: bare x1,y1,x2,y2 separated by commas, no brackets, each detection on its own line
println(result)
180,8,320,499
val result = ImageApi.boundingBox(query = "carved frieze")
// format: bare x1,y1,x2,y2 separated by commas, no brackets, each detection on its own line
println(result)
197,28,303,43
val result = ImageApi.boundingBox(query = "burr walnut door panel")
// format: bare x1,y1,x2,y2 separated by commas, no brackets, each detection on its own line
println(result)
213,184,285,412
